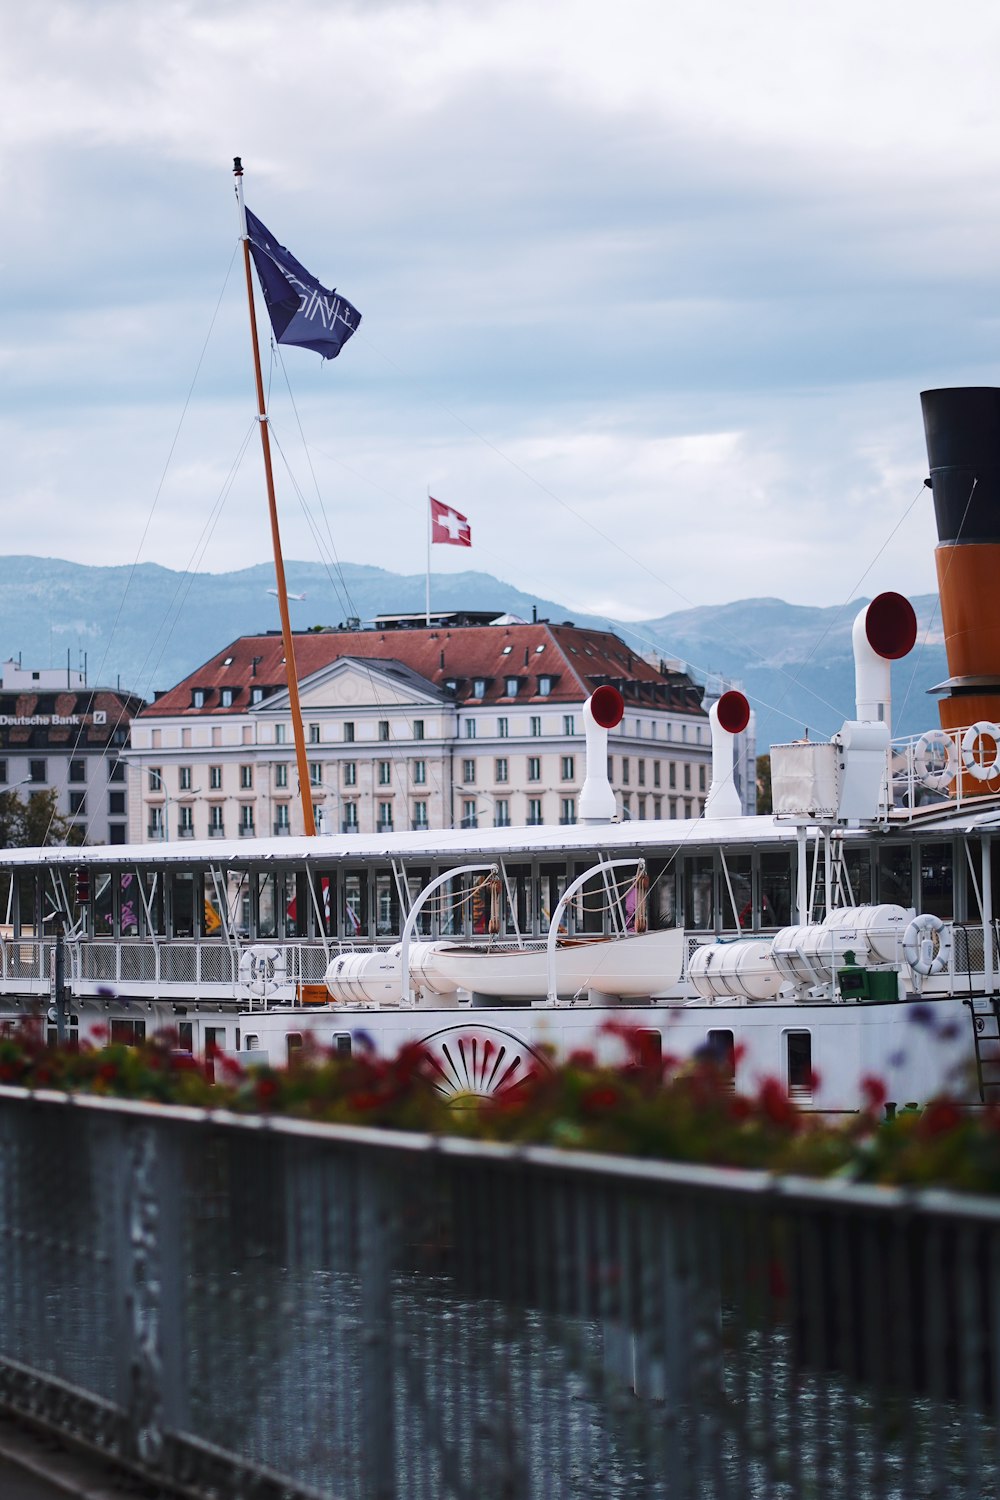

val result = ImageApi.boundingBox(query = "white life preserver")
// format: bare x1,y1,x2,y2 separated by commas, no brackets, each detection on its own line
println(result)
961,721,1000,782
238,944,287,998
902,913,952,977
913,730,958,792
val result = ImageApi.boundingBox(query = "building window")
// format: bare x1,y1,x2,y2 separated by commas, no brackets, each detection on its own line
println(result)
68,759,85,783
378,720,390,741
309,762,323,787
462,759,475,783
204,764,220,790
413,760,426,785
669,763,676,789
699,764,707,792
378,761,391,786
638,761,646,787
239,805,255,834
109,760,125,782
461,799,478,829
344,761,357,786
275,723,287,745
109,791,126,815
69,791,86,815
465,719,476,739
109,824,126,845
560,756,574,781
685,799,693,818
192,689,206,708
622,758,630,785
309,723,320,744
209,806,224,835
669,797,678,818
563,714,575,736
684,764,691,791
179,766,192,791
269,763,285,790
560,797,576,824
654,762,661,788
220,688,234,708
274,804,290,833
495,757,509,783
494,799,510,827
413,719,425,740
0,761,6,783
622,793,632,819
530,716,541,737
497,717,509,738
527,797,543,825
527,756,541,782
538,676,552,696
344,722,355,743
179,805,193,836
654,797,662,818
473,678,486,698
505,677,519,697
638,795,647,820
240,765,253,789
377,801,393,831
412,800,428,829
343,802,358,830
29,760,46,784
149,767,162,792
149,806,164,838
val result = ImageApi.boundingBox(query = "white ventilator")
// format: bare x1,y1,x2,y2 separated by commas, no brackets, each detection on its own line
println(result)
578,686,625,824
704,691,750,820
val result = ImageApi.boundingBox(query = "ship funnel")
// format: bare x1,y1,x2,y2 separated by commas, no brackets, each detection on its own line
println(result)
704,690,750,820
852,591,917,734
921,387,1000,732
579,685,624,824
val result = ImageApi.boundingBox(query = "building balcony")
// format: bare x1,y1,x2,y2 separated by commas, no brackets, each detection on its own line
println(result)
411,819,429,831
238,825,256,838
147,826,165,841
493,816,510,827
178,827,194,839
208,826,225,838
273,823,291,836
559,817,577,825
376,821,394,834
460,816,478,829
342,821,359,833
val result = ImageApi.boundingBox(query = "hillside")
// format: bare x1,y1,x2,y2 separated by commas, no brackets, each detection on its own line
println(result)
0,557,949,752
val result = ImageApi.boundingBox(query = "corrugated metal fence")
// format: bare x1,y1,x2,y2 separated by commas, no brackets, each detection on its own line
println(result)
0,1087,997,1499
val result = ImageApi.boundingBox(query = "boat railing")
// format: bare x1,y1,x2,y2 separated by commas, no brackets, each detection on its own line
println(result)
891,722,1000,813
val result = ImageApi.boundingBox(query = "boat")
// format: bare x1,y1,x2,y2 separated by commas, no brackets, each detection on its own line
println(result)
3,180,1000,1111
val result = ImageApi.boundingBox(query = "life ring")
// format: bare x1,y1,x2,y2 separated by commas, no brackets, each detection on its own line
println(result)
238,944,287,998
961,721,1000,782
902,913,952,977
913,730,958,792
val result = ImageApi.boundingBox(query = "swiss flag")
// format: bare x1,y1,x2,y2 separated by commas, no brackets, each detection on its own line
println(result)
430,496,472,547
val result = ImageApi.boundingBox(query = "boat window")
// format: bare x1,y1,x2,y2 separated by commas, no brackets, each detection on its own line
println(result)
919,841,954,920
706,1029,736,1087
93,872,114,936
169,872,196,938
720,852,752,930
0,871,11,939
286,1033,303,1064
501,864,533,939
877,846,913,909
119,873,140,937
684,855,715,932
406,871,433,937
16,870,38,938
376,872,400,937
648,859,678,929
636,1029,662,1069
344,872,369,940
243,1034,258,1052
334,1032,353,1059
575,862,610,934
759,852,792,929
841,846,873,907
256,872,277,939
143,872,165,936
786,1031,812,1102
110,1018,146,1047
539,865,569,937
177,1023,194,1052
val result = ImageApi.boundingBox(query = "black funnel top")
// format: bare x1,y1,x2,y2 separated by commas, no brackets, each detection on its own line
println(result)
921,388,1000,544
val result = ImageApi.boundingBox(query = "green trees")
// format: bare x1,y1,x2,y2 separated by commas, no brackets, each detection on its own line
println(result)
0,789,83,849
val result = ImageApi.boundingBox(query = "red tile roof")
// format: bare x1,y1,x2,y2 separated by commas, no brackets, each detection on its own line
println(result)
141,623,705,718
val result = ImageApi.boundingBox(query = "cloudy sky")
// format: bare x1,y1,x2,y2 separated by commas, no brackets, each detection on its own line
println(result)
2,0,999,631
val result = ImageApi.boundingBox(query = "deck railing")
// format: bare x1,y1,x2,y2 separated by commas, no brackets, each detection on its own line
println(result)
0,1088,997,1498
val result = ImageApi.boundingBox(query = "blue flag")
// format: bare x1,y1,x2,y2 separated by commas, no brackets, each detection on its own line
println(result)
245,208,361,360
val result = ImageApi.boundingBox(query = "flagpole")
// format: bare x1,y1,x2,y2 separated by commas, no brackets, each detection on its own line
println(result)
233,157,317,838
425,486,431,627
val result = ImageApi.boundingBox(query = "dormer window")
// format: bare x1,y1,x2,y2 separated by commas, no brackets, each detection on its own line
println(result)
192,689,206,708
473,678,486,698
220,688,235,708
538,676,553,697
445,679,458,693
251,687,264,705
505,677,519,697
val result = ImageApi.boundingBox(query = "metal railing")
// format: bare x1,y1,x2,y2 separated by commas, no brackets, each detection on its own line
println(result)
0,1089,998,1498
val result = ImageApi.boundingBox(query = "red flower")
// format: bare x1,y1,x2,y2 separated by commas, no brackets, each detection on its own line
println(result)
567,1049,597,1070
918,1099,962,1138
757,1078,799,1130
860,1075,887,1111
580,1086,620,1114
254,1077,279,1107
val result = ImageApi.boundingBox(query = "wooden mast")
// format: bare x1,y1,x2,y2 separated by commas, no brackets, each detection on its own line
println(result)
233,157,316,837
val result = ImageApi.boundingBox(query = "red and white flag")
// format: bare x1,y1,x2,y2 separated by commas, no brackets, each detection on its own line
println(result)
430,496,472,547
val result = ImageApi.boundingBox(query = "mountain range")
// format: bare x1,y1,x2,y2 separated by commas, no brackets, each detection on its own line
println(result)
0,557,948,753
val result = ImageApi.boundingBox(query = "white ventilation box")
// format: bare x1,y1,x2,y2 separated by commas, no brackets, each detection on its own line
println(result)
770,741,839,819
